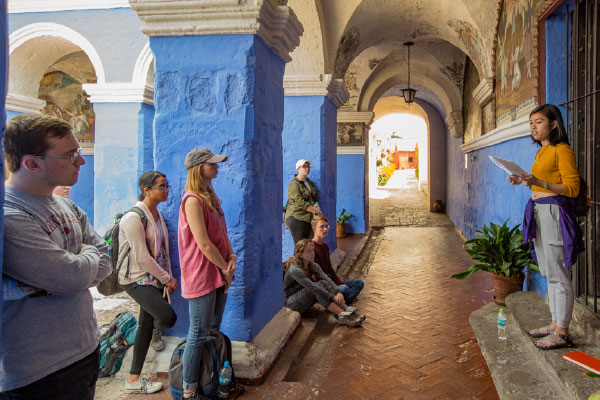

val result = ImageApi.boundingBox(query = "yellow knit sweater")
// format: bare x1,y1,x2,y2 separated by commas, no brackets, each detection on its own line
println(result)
530,143,580,197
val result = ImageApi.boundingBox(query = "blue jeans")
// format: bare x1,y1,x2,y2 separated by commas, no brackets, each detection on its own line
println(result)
338,279,364,304
182,286,227,391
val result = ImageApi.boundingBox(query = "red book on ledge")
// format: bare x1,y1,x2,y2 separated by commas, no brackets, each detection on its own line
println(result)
563,351,600,374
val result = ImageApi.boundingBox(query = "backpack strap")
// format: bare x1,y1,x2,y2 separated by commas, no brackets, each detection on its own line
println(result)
205,337,221,395
121,206,152,278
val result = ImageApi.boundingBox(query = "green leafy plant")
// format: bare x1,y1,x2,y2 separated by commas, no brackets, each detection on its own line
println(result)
337,208,354,225
378,172,388,186
376,159,383,167
451,219,539,280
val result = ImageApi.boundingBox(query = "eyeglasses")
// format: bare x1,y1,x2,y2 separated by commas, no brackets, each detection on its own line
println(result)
318,225,330,230
150,185,171,191
302,165,311,169
34,147,82,164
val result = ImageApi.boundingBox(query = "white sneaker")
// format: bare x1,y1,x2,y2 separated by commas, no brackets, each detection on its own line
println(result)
123,377,164,394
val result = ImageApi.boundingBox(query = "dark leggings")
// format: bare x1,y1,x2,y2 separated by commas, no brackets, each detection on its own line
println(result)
123,283,177,375
286,216,314,244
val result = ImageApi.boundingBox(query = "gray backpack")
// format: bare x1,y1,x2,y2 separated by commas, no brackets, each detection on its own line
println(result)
169,331,243,399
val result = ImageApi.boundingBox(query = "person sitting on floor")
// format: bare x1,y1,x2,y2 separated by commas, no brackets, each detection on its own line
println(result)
312,215,364,304
284,239,366,327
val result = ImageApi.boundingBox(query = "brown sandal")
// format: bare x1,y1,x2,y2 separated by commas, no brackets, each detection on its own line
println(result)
528,325,553,338
534,332,574,350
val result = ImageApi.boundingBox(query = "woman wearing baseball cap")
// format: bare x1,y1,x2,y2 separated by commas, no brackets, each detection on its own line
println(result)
284,159,322,244
177,148,236,400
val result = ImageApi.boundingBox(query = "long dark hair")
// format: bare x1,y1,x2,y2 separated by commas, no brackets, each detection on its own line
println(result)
138,171,166,200
530,104,570,147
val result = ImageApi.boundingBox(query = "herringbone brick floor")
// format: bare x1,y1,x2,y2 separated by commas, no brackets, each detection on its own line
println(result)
307,227,499,400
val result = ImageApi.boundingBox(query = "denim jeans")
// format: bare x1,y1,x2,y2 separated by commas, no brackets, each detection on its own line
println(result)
182,286,227,391
0,346,99,400
338,279,364,304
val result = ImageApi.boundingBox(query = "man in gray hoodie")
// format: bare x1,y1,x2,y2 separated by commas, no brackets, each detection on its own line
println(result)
0,114,110,399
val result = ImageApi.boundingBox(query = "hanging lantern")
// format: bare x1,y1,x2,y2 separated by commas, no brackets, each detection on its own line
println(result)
402,42,417,105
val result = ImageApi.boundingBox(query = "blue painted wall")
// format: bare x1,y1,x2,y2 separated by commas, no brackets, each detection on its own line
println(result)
9,8,148,82
446,132,544,294
336,154,366,234
94,102,150,233
151,34,284,341
0,0,8,339
70,154,94,225
282,96,337,259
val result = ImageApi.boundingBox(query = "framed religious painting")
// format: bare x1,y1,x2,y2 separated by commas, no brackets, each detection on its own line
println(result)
337,123,365,146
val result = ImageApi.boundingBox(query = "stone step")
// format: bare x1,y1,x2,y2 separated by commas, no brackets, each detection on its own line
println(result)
471,290,600,400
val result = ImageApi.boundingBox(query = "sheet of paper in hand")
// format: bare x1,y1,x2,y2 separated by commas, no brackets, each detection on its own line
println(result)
489,155,529,177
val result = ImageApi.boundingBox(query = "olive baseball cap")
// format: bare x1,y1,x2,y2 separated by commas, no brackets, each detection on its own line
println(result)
184,148,227,170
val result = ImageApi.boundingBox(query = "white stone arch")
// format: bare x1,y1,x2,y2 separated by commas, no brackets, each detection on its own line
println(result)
132,42,154,86
358,61,460,117
9,22,106,100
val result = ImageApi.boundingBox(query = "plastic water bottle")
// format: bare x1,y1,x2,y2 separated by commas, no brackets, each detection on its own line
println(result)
216,360,232,398
497,308,507,340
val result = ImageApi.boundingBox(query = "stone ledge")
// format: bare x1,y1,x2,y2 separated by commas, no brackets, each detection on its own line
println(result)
471,291,600,399
114,307,300,386
470,301,569,399
507,291,600,399
232,307,301,384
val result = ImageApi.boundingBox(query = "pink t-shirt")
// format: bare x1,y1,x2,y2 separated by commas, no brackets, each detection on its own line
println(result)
178,192,229,298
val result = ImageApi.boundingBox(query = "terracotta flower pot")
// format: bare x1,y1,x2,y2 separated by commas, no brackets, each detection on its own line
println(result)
336,223,345,238
491,273,524,306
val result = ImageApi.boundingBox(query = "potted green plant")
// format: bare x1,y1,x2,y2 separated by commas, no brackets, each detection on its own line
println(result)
451,219,539,306
336,208,354,238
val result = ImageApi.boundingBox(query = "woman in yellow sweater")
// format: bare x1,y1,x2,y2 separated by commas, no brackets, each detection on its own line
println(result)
508,104,583,350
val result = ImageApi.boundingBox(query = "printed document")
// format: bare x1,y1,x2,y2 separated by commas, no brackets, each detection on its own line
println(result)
489,155,529,177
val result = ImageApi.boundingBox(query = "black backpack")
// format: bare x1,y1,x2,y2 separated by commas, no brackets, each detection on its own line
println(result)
169,331,244,400
96,207,147,296
574,176,590,218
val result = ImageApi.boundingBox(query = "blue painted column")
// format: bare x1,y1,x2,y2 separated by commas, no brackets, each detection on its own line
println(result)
82,84,155,231
0,0,7,338
281,75,348,259
335,111,374,235
133,1,302,342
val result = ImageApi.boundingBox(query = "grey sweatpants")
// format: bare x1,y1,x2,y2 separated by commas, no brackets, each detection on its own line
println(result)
285,280,338,314
533,203,574,328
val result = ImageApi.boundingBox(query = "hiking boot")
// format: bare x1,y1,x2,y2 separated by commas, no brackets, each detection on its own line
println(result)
337,313,364,327
183,391,211,400
150,329,165,351
123,377,164,394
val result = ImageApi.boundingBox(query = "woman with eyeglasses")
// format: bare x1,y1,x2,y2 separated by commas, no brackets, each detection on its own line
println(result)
284,239,365,327
177,148,236,400
118,171,178,394
284,159,322,244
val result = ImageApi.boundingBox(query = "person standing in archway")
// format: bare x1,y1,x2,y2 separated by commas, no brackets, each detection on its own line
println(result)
284,159,322,244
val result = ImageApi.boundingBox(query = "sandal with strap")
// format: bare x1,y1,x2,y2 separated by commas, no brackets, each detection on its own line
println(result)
528,325,554,338
534,332,574,350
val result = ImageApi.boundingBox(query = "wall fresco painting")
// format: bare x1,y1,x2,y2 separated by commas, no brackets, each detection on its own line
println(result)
38,71,95,147
337,123,365,146
495,0,545,126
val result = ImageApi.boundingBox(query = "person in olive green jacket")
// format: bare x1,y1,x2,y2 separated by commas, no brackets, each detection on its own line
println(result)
284,159,322,244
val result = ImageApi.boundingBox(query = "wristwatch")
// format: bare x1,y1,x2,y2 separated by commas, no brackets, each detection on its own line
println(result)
543,181,549,190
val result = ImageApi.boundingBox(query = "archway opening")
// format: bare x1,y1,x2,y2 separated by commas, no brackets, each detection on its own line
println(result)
369,111,427,198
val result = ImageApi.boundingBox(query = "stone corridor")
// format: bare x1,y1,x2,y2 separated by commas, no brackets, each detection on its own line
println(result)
97,171,499,399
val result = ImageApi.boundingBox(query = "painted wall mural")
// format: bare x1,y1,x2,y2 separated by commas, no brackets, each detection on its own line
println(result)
38,71,95,146
495,0,546,126
337,123,365,146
